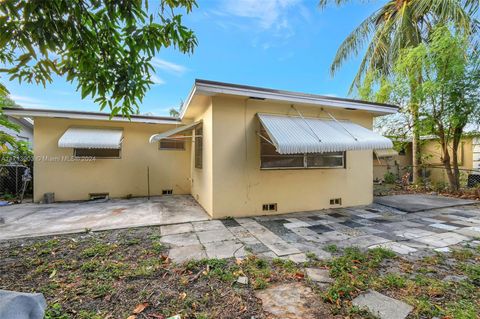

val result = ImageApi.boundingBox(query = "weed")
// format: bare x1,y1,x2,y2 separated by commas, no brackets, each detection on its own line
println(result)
253,278,268,289
151,241,164,253
305,252,317,260
451,248,474,261
444,299,478,319
324,244,338,253
272,258,298,273
81,242,114,258
44,303,70,319
383,273,407,288
92,284,113,298
78,310,103,319
461,263,480,283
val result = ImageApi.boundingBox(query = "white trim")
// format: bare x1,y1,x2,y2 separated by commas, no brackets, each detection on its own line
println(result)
4,108,179,124
180,81,398,118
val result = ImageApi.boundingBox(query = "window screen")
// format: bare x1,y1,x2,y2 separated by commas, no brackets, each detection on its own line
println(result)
260,127,345,169
195,125,203,169
159,138,185,150
74,148,120,158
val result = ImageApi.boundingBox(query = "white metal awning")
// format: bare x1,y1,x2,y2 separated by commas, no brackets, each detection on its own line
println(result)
149,121,201,143
58,127,123,149
374,148,399,158
257,113,393,154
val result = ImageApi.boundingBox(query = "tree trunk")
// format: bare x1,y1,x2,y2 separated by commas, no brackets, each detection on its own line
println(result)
411,103,422,184
443,147,457,191
450,129,463,191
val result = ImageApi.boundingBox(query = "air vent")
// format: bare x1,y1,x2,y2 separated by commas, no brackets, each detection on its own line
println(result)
89,193,109,200
329,198,342,205
262,203,277,211
249,96,266,100
162,189,173,195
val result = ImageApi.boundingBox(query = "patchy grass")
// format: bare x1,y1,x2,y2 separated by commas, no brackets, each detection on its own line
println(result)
0,228,267,319
1,227,479,319
310,245,480,319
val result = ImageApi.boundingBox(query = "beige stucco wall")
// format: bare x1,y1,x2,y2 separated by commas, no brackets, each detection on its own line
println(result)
33,118,191,202
208,96,375,218
373,143,412,181
189,98,214,216
422,137,473,185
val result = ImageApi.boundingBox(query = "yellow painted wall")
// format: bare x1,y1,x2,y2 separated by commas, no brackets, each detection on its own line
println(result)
209,96,375,218
33,118,191,202
189,98,214,216
373,143,412,181
422,137,473,185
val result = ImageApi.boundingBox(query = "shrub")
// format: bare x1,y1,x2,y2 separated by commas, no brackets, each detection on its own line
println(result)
383,172,396,184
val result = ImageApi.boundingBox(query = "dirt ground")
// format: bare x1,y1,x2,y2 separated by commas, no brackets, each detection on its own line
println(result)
1,227,479,319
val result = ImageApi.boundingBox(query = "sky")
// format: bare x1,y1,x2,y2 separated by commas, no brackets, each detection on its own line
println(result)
4,0,381,116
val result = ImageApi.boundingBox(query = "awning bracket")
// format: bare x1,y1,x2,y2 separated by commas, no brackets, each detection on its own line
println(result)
291,105,322,142
322,109,358,141
257,132,275,146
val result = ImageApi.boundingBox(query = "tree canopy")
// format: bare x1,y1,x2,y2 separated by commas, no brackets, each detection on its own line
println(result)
364,25,480,190
318,0,479,91
0,0,197,116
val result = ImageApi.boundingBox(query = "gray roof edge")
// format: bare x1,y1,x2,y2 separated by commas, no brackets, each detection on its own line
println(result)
3,107,181,124
194,79,399,109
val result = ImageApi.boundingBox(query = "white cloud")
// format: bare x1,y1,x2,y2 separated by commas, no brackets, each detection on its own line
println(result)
9,95,41,104
150,74,165,85
221,0,300,30
151,58,188,75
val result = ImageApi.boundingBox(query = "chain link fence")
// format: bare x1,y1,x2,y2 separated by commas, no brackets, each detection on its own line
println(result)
0,163,33,200
374,163,480,189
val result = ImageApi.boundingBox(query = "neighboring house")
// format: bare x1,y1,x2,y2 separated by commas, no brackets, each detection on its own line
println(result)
373,127,480,186
3,115,34,148
4,79,397,218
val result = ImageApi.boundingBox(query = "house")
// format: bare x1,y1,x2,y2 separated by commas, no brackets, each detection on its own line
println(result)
373,126,480,187
4,79,398,218
3,115,33,148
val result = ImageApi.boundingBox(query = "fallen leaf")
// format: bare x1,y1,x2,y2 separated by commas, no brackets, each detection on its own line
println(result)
179,292,187,300
127,316,137,319
49,269,57,278
294,272,304,279
133,302,148,314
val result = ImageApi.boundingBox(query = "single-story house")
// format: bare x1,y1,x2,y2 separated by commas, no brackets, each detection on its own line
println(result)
4,80,397,218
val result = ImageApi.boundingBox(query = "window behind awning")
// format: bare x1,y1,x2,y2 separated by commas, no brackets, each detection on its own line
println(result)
58,127,123,149
149,121,201,143
257,113,393,154
374,149,399,158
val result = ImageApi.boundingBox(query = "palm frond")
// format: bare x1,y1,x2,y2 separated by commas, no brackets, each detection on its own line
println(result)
330,9,383,75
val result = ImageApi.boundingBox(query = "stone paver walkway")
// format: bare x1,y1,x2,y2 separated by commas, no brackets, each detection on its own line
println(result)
352,290,413,319
163,202,480,262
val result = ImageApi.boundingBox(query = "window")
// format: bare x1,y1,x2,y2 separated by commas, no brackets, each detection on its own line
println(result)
74,148,120,158
159,138,185,150
195,125,203,169
260,128,345,169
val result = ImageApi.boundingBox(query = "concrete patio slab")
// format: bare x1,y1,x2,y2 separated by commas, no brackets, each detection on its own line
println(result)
2,194,480,261
255,283,320,319
168,244,206,263
374,194,476,213
352,290,413,319
204,240,246,259
0,195,209,241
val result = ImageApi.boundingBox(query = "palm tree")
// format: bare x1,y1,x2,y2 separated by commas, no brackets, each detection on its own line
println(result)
319,0,479,183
